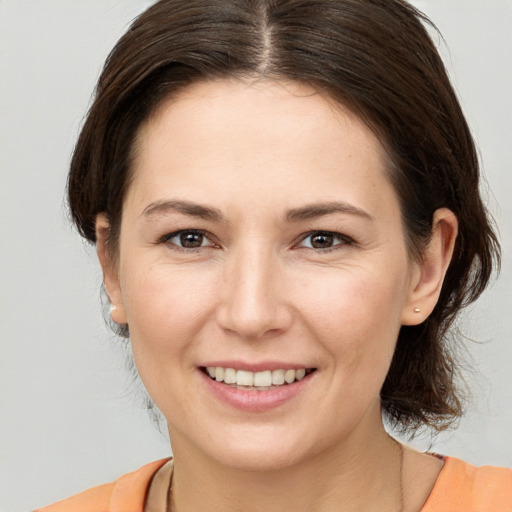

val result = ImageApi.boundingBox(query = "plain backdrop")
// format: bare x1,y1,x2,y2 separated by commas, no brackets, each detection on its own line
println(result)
1,1,511,511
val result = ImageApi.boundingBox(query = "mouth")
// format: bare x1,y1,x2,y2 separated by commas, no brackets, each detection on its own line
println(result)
201,366,317,391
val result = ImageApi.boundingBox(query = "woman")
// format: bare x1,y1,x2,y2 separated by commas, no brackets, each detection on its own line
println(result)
36,0,510,511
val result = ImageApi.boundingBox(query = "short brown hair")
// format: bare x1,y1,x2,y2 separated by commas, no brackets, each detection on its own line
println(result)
68,0,500,433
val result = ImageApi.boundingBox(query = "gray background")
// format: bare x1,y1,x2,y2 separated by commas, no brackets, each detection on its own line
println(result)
1,1,511,511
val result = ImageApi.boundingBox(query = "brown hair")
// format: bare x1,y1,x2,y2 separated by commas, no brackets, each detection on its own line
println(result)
68,0,500,433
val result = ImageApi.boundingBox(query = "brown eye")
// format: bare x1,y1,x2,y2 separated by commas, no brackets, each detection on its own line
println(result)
309,233,334,248
299,231,351,250
180,232,204,248
164,230,214,249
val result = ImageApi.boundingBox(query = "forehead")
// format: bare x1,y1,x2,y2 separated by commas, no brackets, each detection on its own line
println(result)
141,78,381,152
127,78,396,219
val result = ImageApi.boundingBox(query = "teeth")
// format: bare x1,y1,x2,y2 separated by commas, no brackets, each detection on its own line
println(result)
215,367,224,382
236,370,254,386
205,367,312,388
272,369,285,385
253,370,272,387
284,369,296,384
296,368,306,381
224,368,237,384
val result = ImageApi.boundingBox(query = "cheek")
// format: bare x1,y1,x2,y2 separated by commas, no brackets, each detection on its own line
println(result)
293,265,407,370
119,263,222,416
120,263,219,360
296,264,407,330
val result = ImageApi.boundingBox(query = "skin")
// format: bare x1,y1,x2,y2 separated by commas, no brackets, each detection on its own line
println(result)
97,79,457,512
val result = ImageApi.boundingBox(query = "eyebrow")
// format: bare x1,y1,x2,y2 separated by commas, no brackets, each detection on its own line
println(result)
285,201,373,222
141,199,373,223
141,200,225,222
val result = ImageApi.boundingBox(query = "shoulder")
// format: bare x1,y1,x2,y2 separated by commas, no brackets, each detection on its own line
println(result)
422,456,512,512
34,459,170,512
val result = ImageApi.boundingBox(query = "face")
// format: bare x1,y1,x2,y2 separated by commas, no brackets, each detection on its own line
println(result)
102,79,424,471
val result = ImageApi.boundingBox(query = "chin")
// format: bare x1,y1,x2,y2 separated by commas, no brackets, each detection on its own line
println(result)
211,443,306,473
194,423,329,473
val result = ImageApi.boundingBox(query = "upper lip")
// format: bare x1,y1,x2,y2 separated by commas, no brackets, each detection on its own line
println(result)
200,360,314,372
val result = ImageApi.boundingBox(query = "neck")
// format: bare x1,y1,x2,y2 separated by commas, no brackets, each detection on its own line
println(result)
169,422,403,512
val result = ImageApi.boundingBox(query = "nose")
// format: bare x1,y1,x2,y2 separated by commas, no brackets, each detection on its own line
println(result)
215,245,293,341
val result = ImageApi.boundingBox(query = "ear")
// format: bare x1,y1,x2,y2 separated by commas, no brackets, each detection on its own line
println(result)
401,208,458,325
96,214,127,325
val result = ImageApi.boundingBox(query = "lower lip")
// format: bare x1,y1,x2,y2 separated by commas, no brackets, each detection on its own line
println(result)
199,370,314,412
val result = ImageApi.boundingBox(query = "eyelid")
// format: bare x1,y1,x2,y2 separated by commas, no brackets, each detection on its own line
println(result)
296,230,354,250
159,229,218,249
157,229,353,252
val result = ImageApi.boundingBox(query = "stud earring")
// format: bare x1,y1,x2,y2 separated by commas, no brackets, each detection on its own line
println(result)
413,307,421,313
109,304,117,315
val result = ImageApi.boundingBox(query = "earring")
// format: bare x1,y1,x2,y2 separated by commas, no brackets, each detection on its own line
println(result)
413,307,421,313
109,304,117,316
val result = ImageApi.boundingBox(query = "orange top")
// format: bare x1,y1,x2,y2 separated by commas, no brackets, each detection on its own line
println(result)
35,456,512,512
35,459,168,512
421,457,512,512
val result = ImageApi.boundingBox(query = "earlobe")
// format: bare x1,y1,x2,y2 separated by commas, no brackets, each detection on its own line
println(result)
96,214,127,325
402,208,458,326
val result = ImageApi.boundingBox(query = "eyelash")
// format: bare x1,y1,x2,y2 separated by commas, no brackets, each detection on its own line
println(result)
159,229,216,252
159,229,354,253
296,231,354,252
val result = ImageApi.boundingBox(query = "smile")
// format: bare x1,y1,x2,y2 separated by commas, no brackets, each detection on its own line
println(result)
203,367,316,390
